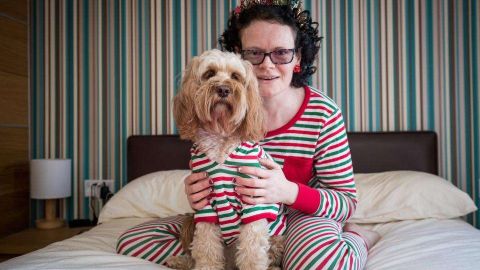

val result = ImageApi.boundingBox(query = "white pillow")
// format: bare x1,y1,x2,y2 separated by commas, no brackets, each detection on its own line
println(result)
98,170,193,224
350,171,478,223
99,169,477,224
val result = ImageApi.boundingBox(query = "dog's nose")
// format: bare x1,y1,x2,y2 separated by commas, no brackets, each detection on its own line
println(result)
216,86,230,98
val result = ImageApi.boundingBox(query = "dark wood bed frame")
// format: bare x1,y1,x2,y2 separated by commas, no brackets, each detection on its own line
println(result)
126,131,438,182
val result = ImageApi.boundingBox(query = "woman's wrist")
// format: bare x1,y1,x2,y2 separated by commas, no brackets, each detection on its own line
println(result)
284,180,299,205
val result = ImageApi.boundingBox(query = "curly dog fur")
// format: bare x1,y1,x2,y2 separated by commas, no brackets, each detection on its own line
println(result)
170,49,284,270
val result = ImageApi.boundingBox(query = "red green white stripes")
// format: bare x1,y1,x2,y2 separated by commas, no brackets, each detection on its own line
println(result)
261,86,357,223
191,142,285,245
116,215,186,265
261,86,366,269
282,211,367,270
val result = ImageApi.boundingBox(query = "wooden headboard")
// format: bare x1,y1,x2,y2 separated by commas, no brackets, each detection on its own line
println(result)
127,131,438,182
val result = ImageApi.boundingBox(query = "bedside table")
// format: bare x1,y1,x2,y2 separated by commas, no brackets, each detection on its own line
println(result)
0,226,92,262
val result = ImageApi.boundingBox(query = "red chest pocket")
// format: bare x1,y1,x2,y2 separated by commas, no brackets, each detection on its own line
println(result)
282,156,314,185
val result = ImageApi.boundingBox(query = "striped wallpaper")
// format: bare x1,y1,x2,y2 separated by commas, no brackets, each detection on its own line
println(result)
30,0,479,227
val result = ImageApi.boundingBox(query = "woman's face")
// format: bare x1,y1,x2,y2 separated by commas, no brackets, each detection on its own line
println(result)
240,20,300,98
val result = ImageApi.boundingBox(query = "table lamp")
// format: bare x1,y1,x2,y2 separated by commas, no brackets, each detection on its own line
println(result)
30,159,72,229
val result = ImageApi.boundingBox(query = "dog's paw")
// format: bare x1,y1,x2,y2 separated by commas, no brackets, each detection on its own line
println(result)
194,267,224,270
268,235,284,267
165,255,194,270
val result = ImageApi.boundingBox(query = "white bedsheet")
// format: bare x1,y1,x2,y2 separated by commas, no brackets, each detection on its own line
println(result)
1,218,479,270
365,218,480,270
0,218,167,270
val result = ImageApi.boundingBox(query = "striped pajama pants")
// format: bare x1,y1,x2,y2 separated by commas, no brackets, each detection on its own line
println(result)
116,211,368,270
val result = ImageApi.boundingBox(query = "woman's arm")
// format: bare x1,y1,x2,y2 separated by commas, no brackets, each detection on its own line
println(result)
307,108,357,222
235,109,357,222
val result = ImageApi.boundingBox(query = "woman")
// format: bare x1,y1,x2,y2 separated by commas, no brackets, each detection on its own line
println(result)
118,1,379,269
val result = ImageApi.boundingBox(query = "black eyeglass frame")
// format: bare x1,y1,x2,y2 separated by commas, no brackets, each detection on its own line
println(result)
241,48,297,65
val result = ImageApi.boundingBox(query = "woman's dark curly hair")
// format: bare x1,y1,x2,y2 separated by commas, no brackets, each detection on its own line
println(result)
219,4,322,87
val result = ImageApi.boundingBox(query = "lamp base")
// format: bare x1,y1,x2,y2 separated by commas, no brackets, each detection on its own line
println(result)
35,218,65,230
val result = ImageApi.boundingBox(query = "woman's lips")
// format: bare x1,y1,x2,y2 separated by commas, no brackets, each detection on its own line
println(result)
258,76,279,81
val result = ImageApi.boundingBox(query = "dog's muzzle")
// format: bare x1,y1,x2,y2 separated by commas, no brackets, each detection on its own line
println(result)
216,86,231,98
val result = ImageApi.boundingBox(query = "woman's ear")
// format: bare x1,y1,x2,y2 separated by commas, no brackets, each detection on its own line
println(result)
239,60,266,142
295,49,302,66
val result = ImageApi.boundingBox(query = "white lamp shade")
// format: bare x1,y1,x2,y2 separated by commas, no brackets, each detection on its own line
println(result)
30,159,72,199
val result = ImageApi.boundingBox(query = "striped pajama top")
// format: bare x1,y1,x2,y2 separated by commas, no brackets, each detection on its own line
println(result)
191,142,286,246
115,86,365,269
259,86,357,222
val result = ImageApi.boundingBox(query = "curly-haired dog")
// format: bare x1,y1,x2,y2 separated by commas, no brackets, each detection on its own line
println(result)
169,49,285,270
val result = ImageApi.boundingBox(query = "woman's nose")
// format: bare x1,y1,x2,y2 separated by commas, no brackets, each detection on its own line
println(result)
258,53,276,68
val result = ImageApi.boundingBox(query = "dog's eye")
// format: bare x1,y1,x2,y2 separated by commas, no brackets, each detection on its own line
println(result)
231,72,242,81
202,69,216,80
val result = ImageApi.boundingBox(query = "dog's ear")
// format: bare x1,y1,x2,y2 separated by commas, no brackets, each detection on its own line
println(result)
173,57,200,141
239,60,266,142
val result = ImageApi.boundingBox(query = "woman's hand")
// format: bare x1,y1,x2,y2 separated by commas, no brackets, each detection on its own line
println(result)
184,172,211,210
235,159,299,205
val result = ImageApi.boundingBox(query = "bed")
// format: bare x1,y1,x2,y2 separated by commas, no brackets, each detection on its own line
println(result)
1,131,479,270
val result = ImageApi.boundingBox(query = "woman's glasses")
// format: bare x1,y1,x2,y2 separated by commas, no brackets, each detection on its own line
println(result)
241,48,296,65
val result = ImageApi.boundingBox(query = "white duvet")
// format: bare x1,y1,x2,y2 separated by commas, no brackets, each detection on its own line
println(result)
0,218,167,270
1,217,480,270
2,171,480,269
365,218,480,270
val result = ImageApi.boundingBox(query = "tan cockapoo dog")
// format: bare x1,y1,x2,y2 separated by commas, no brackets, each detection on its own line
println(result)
169,49,284,270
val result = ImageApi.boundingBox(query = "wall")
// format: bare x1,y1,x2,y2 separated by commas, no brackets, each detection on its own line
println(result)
0,0,29,236
30,0,479,226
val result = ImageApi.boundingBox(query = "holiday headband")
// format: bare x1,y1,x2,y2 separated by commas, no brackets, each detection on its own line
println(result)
234,0,309,29
235,0,302,16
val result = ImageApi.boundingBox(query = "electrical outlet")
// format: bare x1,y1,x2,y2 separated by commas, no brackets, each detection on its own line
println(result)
84,180,114,198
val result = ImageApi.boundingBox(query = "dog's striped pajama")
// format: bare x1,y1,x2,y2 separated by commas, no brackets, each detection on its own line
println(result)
190,142,285,245
116,86,368,269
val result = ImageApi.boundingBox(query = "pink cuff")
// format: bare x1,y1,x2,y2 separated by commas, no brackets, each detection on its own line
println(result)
290,183,320,214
